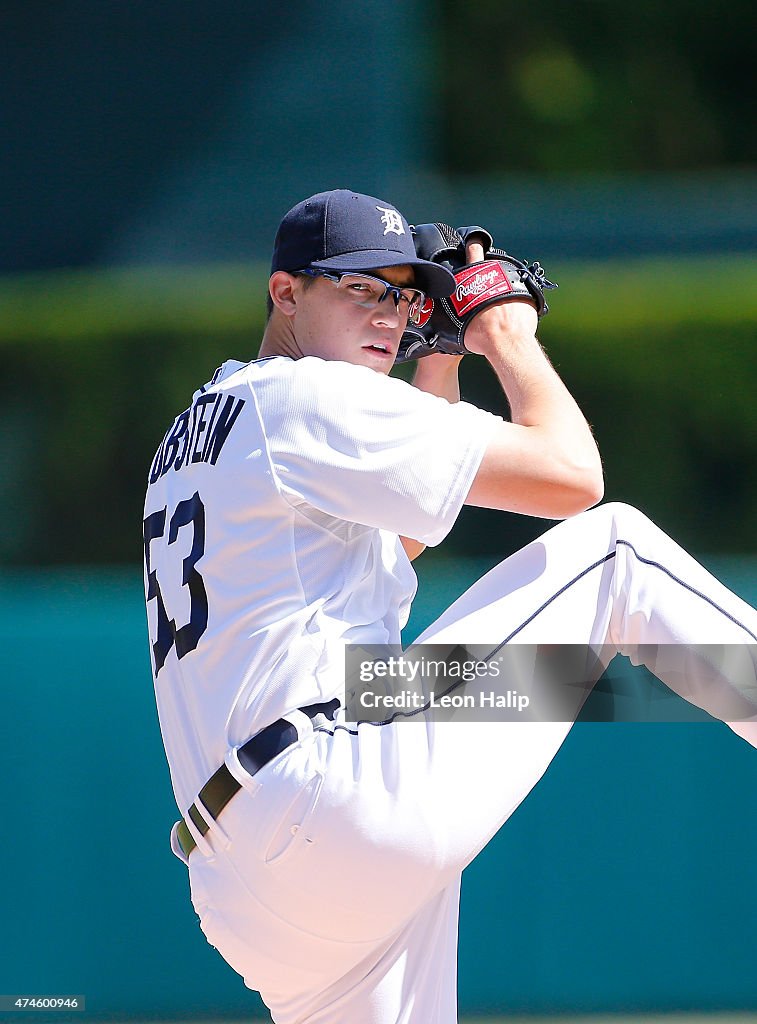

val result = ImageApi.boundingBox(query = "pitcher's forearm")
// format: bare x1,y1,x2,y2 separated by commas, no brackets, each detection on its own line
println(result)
411,353,463,404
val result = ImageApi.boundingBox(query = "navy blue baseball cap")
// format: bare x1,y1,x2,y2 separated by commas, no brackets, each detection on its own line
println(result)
271,189,455,298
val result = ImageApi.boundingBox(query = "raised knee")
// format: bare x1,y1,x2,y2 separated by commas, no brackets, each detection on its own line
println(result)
602,500,643,519
592,501,652,532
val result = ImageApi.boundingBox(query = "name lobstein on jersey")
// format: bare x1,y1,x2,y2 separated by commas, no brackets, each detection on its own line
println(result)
149,392,246,482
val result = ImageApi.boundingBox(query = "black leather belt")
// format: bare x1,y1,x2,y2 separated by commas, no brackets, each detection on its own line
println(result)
176,699,339,858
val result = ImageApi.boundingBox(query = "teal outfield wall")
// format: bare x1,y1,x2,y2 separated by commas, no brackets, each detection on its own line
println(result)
2,558,756,1021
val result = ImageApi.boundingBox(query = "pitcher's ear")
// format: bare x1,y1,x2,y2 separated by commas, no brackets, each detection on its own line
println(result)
269,271,299,316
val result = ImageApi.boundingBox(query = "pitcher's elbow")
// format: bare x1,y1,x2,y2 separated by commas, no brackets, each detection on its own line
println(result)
573,466,604,513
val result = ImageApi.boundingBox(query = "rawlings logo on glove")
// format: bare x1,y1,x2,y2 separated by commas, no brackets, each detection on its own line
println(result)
451,263,513,315
395,223,557,364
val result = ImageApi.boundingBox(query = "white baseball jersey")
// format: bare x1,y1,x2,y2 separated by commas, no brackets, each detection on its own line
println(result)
145,355,757,1024
143,355,500,813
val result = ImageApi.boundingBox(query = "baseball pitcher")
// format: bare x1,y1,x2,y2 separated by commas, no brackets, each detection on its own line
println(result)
143,189,757,1023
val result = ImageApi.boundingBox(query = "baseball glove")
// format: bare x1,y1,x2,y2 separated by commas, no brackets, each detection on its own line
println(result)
396,223,557,363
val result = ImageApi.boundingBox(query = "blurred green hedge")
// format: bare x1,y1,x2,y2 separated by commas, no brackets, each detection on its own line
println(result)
1,255,754,565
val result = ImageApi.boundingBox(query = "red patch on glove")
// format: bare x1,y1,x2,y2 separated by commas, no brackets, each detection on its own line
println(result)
449,263,512,317
416,297,434,327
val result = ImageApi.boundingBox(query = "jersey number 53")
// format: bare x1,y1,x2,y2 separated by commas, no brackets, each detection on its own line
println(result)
143,492,208,677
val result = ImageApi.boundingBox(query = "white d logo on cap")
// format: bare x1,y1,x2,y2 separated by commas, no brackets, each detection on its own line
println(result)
376,206,405,237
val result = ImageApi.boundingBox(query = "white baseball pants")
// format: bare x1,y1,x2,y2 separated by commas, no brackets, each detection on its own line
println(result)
177,502,757,1024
